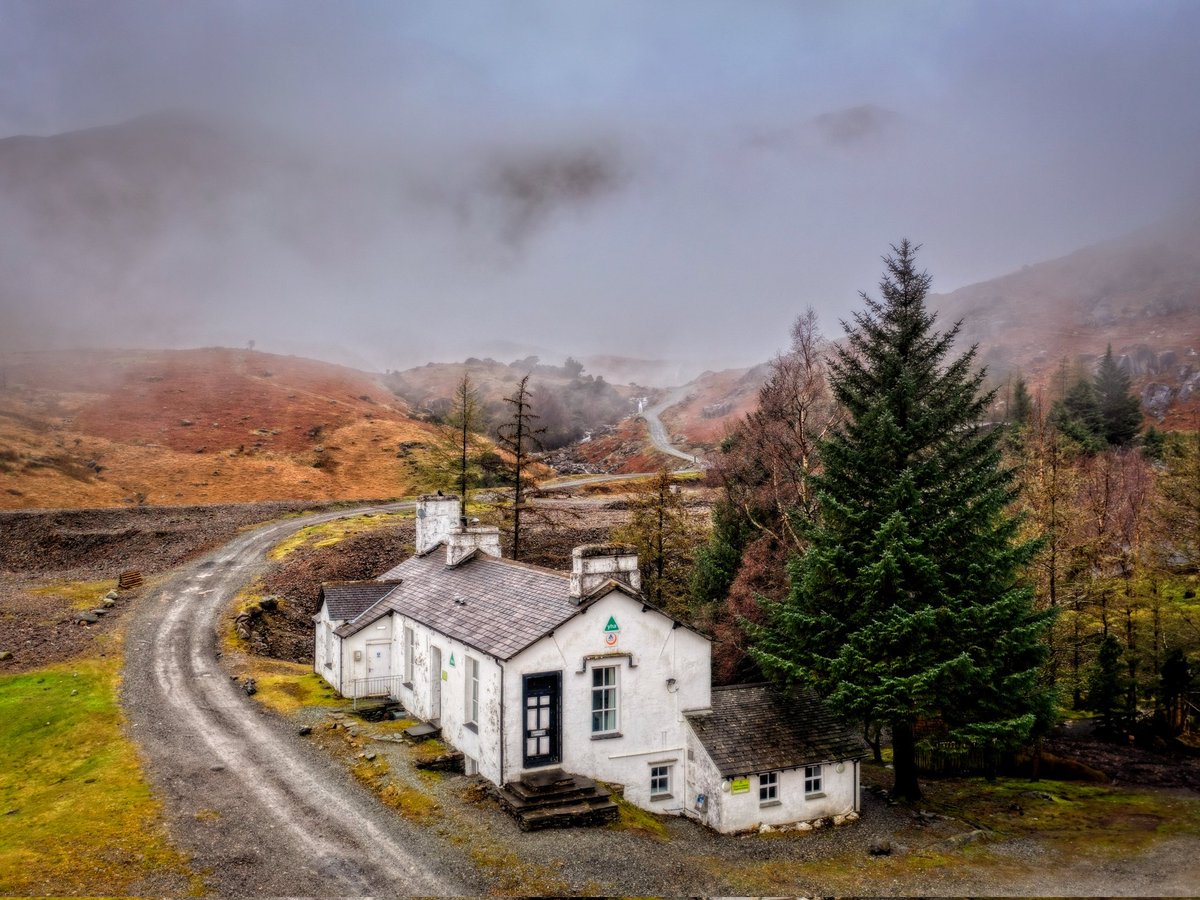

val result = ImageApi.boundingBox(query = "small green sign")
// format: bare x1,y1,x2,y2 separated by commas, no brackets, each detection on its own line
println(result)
441,670,448,681
604,615,620,633
730,777,750,794
449,653,456,668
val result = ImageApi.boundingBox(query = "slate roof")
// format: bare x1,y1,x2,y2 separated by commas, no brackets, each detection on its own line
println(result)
336,552,584,660
685,683,868,776
320,581,400,621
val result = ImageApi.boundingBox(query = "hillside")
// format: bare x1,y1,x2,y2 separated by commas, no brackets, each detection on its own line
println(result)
932,207,1200,425
658,212,1200,444
0,348,445,509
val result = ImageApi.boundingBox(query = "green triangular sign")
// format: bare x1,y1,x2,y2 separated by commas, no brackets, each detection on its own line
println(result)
604,616,620,633
449,653,456,667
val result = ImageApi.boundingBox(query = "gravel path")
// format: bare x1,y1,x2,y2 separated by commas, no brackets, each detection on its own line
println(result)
121,503,485,896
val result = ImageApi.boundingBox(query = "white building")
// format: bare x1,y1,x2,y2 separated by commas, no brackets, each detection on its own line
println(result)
313,494,866,833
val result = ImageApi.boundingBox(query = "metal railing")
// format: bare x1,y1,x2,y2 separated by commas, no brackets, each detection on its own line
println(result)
346,674,404,707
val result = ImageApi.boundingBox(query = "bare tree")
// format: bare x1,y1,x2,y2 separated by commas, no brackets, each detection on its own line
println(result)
715,307,838,551
447,374,481,511
496,374,545,560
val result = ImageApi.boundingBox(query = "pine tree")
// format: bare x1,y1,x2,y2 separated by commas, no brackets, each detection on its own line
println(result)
1095,345,1143,446
751,241,1053,801
1010,376,1033,426
1052,376,1104,450
1088,634,1127,735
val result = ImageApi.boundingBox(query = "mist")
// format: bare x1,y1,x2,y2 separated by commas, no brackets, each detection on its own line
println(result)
2,0,1199,377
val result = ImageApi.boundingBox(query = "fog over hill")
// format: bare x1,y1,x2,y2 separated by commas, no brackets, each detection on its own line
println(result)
2,2,1199,373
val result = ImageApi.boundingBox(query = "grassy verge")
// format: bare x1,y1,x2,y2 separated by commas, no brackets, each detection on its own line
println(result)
30,577,120,610
267,511,412,560
244,659,347,716
0,656,197,895
920,776,1200,853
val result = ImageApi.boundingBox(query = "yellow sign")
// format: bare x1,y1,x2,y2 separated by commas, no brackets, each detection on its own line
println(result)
730,777,750,794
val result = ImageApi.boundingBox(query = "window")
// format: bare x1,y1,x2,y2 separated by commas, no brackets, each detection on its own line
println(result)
591,665,619,734
759,771,779,804
403,626,415,684
650,764,672,799
804,764,823,796
465,656,480,726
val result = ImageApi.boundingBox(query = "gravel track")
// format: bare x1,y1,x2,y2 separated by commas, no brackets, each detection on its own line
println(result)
121,503,482,896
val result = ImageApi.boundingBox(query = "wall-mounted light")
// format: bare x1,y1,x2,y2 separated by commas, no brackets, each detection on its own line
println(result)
666,677,678,693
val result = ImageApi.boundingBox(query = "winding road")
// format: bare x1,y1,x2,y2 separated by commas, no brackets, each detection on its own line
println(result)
639,386,704,466
122,502,477,897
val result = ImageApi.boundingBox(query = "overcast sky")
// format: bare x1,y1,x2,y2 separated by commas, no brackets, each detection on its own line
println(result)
2,1,1199,375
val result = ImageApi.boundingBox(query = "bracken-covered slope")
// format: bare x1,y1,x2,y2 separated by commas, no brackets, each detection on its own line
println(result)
661,210,1200,444
0,348,444,509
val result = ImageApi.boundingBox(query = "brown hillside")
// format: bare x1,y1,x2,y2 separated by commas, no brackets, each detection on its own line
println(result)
932,209,1200,420
0,348,445,509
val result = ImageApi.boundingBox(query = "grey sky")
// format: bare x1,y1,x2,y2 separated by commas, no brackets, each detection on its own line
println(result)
2,1,1198,374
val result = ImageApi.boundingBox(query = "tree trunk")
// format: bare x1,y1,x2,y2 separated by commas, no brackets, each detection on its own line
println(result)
891,720,921,801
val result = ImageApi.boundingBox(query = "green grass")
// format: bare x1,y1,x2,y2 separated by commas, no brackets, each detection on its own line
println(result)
919,777,1200,852
607,790,669,841
267,511,412,560
0,658,195,895
251,663,347,715
30,577,119,610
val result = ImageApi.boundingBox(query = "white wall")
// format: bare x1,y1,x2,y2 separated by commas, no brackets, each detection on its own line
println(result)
387,615,505,784
314,602,342,692
686,733,859,833
503,589,712,812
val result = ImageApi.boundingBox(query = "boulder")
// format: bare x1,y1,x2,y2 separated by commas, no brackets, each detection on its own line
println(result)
0,651,12,661
102,598,116,608
74,612,100,625
1180,372,1200,402
1142,382,1174,420
243,678,257,696
868,838,893,856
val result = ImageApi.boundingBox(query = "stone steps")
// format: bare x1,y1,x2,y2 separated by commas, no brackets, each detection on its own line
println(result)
497,768,619,831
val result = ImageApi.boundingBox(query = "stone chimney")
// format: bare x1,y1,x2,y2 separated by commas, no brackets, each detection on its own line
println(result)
415,493,460,555
570,544,641,601
446,525,502,567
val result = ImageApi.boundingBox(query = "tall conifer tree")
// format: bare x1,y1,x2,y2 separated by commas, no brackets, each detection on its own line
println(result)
752,241,1053,800
1095,345,1142,446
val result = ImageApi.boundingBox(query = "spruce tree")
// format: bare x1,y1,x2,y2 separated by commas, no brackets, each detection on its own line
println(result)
1095,345,1142,446
1010,376,1033,426
751,241,1053,801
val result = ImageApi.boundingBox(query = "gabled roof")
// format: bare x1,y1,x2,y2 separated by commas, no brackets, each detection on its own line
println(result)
320,581,400,622
335,552,703,661
685,683,868,777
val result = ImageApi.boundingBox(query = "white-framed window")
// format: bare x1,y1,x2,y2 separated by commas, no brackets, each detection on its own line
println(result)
403,626,415,684
465,656,480,725
759,771,779,804
804,764,823,795
591,665,619,734
650,764,672,799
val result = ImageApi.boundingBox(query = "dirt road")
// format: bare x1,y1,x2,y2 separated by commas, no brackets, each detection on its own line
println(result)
121,503,479,896
639,386,703,466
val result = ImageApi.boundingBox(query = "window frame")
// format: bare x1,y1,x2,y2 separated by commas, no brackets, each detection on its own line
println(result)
650,763,672,799
804,764,823,796
758,770,779,804
465,655,480,726
403,625,415,685
590,664,619,735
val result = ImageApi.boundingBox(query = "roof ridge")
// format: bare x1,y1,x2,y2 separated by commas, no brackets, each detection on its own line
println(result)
476,555,570,579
